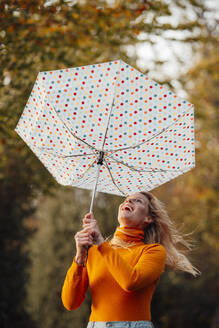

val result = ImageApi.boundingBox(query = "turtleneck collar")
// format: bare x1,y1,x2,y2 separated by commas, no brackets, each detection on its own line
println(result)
114,226,145,244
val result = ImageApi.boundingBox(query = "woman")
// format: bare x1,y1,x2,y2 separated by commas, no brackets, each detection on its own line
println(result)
61,191,201,328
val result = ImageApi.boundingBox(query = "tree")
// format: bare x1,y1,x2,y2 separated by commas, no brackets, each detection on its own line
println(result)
151,41,219,328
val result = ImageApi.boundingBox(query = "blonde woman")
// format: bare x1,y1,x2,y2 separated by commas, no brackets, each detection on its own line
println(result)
61,191,201,328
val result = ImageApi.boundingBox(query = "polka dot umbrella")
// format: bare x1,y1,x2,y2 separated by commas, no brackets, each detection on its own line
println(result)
15,59,195,212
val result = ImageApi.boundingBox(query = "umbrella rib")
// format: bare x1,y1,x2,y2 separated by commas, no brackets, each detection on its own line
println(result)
51,106,97,153
103,159,126,196
108,110,190,154
100,61,120,151
33,146,95,159
106,154,183,172
70,159,97,186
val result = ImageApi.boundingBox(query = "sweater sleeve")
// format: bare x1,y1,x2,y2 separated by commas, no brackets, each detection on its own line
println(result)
61,257,89,310
97,242,166,292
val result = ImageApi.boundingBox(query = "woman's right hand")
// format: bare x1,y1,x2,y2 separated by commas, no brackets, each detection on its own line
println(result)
74,227,94,259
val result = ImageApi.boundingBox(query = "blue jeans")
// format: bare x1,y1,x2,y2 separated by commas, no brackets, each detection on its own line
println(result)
87,321,154,328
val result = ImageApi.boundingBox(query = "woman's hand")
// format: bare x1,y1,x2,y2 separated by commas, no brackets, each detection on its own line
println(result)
74,227,94,259
82,213,104,246
74,213,104,265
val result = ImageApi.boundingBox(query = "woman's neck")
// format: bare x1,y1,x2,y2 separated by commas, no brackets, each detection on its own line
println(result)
114,225,145,244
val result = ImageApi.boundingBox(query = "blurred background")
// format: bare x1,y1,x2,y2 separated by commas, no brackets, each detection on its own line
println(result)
0,0,218,327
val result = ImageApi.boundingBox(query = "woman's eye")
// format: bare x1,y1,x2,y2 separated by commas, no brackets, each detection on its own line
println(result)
123,198,142,203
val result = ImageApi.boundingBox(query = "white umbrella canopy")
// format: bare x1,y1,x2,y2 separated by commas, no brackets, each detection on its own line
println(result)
15,59,195,209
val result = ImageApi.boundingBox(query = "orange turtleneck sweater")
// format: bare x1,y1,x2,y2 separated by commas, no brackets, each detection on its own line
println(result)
61,226,167,322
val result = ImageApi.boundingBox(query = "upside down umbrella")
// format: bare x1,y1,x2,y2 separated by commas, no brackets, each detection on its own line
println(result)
15,59,195,212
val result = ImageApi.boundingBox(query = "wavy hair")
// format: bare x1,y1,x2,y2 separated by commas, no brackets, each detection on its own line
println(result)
105,191,201,277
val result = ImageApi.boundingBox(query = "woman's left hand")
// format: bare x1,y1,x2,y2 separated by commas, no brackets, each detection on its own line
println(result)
82,213,105,246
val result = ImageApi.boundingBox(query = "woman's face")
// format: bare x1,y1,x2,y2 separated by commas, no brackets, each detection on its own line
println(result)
118,192,152,229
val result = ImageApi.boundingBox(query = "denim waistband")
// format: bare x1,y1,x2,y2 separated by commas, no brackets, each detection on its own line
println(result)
87,321,154,328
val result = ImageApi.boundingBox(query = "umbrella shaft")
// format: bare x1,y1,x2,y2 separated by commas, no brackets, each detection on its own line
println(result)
83,165,101,267
89,163,101,213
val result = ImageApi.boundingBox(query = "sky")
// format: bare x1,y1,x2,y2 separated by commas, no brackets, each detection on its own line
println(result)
132,0,218,98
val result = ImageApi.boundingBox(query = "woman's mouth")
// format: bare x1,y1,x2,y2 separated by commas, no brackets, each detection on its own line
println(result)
122,205,133,212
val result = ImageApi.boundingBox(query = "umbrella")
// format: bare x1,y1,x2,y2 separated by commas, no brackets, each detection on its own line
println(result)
15,59,195,213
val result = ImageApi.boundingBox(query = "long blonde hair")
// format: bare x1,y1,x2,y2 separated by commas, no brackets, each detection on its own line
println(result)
106,191,201,277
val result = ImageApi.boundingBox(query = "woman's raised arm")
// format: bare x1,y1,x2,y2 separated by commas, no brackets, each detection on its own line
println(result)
61,227,93,310
61,257,89,310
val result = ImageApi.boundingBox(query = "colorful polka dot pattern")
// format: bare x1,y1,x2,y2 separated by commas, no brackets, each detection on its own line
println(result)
15,60,195,195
